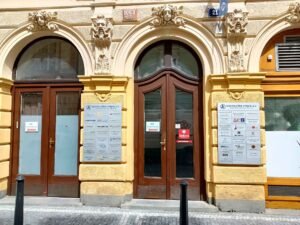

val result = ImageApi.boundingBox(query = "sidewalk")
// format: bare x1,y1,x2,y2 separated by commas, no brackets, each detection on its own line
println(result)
0,196,300,225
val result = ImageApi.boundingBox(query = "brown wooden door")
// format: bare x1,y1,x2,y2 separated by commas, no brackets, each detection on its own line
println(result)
135,72,202,200
11,86,81,197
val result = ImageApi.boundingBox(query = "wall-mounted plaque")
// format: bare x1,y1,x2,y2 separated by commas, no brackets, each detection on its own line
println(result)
122,9,137,22
83,104,122,162
218,103,261,165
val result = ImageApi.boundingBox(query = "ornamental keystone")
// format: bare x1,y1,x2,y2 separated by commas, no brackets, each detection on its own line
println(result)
151,5,185,26
27,10,58,32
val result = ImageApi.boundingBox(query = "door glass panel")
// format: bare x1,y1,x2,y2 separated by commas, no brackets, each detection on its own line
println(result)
171,44,199,79
144,89,162,177
19,93,42,175
175,89,194,178
54,92,79,176
135,44,164,80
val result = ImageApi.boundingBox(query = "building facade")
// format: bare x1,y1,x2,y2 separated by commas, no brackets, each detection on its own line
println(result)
0,0,300,213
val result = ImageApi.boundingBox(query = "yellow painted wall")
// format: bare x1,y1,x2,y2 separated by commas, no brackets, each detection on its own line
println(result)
208,73,267,209
0,78,13,197
78,75,133,200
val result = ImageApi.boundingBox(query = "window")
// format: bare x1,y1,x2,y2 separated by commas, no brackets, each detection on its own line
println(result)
261,29,300,207
276,35,300,71
15,37,84,81
134,41,201,80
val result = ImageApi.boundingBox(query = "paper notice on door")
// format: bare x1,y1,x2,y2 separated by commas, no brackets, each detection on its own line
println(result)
146,121,160,132
25,122,38,133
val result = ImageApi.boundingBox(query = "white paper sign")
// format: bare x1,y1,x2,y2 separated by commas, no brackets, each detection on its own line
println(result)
25,122,38,133
146,121,160,132
218,103,261,165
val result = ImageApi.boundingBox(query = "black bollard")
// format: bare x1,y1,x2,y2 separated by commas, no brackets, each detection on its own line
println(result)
14,175,24,225
180,181,188,225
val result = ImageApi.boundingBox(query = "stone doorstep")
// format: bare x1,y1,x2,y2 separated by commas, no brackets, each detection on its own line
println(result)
121,199,219,213
0,196,82,207
0,196,218,212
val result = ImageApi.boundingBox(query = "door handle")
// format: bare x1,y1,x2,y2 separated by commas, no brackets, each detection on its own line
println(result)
49,137,55,149
160,138,166,151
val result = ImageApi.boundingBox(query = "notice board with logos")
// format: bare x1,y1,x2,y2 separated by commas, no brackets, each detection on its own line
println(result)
217,103,261,165
83,104,122,162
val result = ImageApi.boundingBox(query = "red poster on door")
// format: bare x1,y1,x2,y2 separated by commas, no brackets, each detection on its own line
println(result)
178,129,190,139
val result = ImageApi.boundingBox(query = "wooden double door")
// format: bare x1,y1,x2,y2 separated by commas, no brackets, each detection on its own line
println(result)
135,72,203,200
11,85,81,197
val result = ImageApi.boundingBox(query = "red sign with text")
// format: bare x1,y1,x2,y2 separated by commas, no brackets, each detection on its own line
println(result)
178,129,190,139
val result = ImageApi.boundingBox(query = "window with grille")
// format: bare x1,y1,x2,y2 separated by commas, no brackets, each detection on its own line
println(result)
276,35,300,71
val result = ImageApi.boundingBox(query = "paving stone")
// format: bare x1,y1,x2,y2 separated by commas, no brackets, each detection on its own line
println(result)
1,197,300,225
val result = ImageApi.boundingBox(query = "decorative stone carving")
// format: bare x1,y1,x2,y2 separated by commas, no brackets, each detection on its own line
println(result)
228,91,245,100
27,11,58,31
96,48,110,74
226,9,248,36
229,50,245,72
151,5,185,26
226,9,248,72
287,2,300,23
91,15,113,45
95,92,112,102
91,15,113,74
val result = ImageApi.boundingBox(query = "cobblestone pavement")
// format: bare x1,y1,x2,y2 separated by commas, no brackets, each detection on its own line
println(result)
1,205,300,225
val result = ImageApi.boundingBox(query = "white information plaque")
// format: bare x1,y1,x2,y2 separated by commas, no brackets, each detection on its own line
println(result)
83,104,122,162
218,103,261,165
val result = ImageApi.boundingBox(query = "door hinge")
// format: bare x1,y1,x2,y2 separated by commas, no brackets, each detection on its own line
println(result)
16,121,18,129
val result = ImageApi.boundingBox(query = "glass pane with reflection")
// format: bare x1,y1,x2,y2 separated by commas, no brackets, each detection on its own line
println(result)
54,92,79,176
265,97,300,178
144,89,162,177
19,93,42,175
175,89,194,178
135,44,164,80
171,44,198,79
16,38,84,81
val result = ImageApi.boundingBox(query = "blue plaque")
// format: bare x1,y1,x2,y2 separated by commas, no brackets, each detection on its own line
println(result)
208,8,219,17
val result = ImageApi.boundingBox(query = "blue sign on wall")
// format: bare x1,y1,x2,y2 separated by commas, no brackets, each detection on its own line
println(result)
219,0,228,16
208,0,228,17
208,8,219,17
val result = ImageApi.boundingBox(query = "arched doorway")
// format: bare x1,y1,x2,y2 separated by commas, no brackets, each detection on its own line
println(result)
134,41,205,200
10,37,84,197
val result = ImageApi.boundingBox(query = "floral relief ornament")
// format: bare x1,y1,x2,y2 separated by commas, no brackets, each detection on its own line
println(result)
27,11,58,31
287,2,300,23
229,50,245,72
96,49,110,74
226,9,248,35
151,5,185,26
